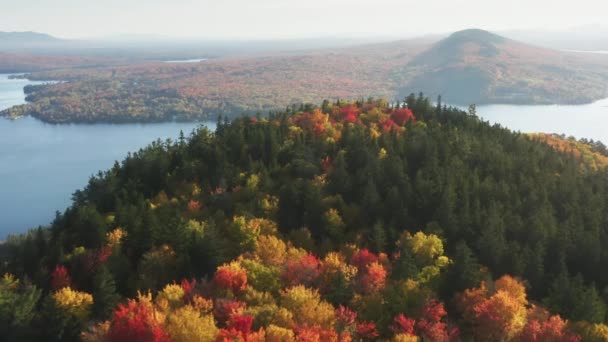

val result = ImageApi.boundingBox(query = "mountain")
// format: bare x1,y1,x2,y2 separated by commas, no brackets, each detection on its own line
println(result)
397,28,608,105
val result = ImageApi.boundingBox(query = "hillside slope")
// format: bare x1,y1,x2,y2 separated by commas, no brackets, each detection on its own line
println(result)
2,97,608,340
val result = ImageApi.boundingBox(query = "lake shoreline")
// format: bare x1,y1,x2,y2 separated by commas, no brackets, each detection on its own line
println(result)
0,74,215,239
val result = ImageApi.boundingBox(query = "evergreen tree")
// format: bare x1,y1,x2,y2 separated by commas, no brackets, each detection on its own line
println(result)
92,266,120,319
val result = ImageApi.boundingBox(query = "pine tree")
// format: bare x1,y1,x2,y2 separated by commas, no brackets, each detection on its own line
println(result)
92,266,120,319
371,222,387,253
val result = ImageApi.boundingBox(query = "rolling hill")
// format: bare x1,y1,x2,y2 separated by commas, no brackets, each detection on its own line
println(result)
396,29,608,105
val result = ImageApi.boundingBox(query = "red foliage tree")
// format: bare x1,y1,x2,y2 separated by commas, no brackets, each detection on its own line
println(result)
292,109,329,135
391,314,416,335
422,299,448,322
359,262,387,294
314,122,326,136
214,299,246,326
356,322,379,339
187,200,202,212
283,254,320,287
106,300,171,342
390,108,415,125
519,316,581,342
225,314,254,341
336,305,357,328
81,247,113,273
350,249,379,269
417,300,450,342
380,118,398,132
97,246,112,264
51,265,71,290
228,314,253,335
217,328,243,341
180,278,197,299
336,106,359,123
214,266,248,294
295,326,338,342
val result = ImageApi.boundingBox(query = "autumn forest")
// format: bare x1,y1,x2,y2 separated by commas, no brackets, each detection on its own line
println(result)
2,95,608,341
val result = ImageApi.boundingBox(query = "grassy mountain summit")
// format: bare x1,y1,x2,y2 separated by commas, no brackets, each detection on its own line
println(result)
2,96,608,340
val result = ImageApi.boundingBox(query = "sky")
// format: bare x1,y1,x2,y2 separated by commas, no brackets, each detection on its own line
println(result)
1,0,607,39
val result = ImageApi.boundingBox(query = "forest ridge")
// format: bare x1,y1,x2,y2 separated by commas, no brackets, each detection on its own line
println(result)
2,29,608,123
3,96,608,341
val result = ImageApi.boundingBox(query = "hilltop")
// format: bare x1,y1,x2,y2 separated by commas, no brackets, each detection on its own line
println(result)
2,97,608,340
397,29,608,104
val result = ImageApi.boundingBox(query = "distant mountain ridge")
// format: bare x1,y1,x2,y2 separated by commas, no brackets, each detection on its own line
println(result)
0,31,62,43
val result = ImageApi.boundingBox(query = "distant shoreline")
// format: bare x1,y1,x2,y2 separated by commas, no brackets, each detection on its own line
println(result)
565,49,608,55
164,58,208,63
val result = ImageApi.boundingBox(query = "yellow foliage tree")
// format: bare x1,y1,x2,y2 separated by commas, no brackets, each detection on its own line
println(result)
399,231,452,283
404,231,445,266
256,235,287,266
52,287,94,321
165,305,218,342
266,324,295,342
495,274,527,304
156,283,185,308
280,285,335,329
248,218,279,236
106,227,127,248
570,321,608,342
394,334,420,342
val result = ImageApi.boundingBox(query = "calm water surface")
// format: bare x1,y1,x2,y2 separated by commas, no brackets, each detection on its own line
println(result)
164,58,208,63
0,74,213,238
477,98,608,144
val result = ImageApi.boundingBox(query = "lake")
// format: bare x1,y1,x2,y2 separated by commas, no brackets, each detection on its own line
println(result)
567,50,608,55
0,74,214,239
1,74,608,238
164,58,208,63
477,98,608,144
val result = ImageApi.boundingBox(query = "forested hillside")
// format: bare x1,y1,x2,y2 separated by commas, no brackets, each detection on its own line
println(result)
3,95,608,341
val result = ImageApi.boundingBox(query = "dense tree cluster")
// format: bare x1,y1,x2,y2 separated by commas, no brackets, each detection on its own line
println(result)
2,94,608,340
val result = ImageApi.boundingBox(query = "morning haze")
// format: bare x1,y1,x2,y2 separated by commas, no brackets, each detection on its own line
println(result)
2,0,606,39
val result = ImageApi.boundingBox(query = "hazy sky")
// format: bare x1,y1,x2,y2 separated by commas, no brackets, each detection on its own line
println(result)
1,0,607,39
